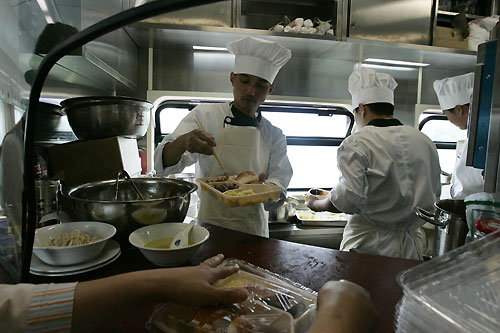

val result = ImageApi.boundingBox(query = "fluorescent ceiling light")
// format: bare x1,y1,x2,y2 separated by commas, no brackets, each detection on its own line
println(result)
364,58,429,67
361,63,417,71
36,0,54,23
193,46,228,51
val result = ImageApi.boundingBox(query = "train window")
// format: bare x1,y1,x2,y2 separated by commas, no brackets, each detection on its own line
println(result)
155,100,353,190
419,112,467,199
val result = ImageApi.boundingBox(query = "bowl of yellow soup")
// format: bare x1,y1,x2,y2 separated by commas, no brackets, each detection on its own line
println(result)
128,222,209,267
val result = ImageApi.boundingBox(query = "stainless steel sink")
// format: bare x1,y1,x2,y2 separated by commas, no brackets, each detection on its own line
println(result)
269,222,345,250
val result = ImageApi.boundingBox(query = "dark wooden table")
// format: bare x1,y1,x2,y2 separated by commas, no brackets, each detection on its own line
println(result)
25,223,420,332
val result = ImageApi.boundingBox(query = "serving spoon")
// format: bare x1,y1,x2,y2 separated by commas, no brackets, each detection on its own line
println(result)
170,219,196,248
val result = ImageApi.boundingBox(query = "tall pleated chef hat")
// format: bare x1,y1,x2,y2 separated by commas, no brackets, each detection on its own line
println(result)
226,36,291,84
348,67,398,109
433,72,474,111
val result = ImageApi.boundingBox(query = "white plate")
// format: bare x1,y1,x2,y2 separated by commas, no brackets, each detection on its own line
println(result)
30,240,120,276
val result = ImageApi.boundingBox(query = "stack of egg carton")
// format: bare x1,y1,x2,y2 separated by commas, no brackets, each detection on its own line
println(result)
395,231,500,333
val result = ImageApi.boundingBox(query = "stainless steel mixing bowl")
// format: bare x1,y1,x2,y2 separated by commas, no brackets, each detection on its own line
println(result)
60,96,153,140
63,178,197,238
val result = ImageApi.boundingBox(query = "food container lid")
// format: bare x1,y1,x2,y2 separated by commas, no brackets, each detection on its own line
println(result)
475,219,500,234
149,258,317,333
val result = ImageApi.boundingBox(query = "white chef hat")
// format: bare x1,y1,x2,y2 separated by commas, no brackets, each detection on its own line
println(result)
433,72,474,111
348,67,398,108
226,36,291,84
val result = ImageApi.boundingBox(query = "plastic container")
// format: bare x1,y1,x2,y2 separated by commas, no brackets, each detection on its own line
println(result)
197,176,282,207
396,230,500,333
148,259,317,333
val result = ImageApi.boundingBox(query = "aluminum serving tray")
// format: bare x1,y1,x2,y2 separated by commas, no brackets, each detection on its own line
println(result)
197,176,283,207
296,209,347,227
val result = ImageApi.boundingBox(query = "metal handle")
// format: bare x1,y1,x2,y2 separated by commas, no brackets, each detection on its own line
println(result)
115,170,145,201
415,207,445,227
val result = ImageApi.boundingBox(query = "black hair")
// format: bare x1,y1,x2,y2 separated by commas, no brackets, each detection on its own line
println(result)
365,102,394,116
34,22,81,55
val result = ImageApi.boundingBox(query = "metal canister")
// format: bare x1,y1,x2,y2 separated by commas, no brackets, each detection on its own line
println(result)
35,179,61,228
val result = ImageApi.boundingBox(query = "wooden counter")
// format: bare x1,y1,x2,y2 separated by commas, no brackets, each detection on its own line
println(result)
25,223,420,332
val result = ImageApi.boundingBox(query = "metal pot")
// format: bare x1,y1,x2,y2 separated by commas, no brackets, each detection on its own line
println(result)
269,198,298,222
63,178,197,239
60,96,152,140
416,199,468,257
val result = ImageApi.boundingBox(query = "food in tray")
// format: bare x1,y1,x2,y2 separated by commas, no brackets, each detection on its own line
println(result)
205,175,230,183
212,182,239,193
236,171,259,184
150,263,316,333
224,189,256,197
296,210,346,221
47,229,101,247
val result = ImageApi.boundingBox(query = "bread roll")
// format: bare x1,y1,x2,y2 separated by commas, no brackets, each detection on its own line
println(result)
236,171,259,184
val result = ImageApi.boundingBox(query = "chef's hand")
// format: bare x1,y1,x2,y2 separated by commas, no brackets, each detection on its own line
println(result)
306,188,324,211
182,129,216,155
309,280,378,333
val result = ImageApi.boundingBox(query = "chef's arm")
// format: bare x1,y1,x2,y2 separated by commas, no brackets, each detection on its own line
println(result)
72,254,247,333
307,196,341,213
162,129,216,167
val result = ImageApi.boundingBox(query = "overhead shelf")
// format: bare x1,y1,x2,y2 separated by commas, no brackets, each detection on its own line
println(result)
125,23,477,71
22,53,136,96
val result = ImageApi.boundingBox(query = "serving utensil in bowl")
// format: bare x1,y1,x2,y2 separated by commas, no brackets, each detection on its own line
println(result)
60,96,153,140
33,221,116,266
170,219,195,248
129,223,209,267
63,178,197,239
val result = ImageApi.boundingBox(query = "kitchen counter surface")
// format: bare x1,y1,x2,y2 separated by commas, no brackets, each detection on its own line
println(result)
25,222,420,332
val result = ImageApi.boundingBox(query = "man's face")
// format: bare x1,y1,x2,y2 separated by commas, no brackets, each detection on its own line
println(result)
443,105,468,130
230,73,274,116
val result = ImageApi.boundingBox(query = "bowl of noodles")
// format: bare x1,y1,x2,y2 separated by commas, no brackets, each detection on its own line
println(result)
33,222,116,266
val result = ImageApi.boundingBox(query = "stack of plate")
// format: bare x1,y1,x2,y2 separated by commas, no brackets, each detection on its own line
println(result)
30,240,120,276
395,231,500,333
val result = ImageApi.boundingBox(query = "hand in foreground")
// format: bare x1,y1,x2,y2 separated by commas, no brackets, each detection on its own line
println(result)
309,280,378,333
152,254,248,307
183,129,216,155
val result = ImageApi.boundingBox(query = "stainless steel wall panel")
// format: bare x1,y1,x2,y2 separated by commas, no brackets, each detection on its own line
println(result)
348,0,433,45
137,1,233,27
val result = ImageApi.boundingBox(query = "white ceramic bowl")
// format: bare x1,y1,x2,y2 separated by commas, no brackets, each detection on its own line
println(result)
129,223,209,267
33,222,116,266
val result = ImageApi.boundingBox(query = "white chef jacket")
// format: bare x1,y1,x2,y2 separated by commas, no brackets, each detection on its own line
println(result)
332,119,441,259
450,139,484,198
154,102,293,236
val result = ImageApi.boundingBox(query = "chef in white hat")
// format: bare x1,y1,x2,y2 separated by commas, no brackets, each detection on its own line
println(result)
433,73,484,198
307,67,441,260
154,36,293,237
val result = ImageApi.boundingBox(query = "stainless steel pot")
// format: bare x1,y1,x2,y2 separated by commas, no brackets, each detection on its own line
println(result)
269,198,298,222
60,96,152,140
416,199,468,257
63,178,197,239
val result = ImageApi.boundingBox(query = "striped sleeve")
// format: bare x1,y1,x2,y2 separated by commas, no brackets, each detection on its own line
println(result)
26,282,77,333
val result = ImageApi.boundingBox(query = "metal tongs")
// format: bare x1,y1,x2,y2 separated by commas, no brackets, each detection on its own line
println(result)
114,170,145,201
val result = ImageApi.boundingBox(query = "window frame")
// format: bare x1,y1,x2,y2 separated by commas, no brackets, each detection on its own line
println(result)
419,114,457,150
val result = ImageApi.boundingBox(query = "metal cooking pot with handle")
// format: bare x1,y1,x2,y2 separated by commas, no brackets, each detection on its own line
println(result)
416,199,468,258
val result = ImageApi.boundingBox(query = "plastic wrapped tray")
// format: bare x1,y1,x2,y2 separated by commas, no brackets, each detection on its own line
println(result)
149,259,317,333
197,176,282,207
295,209,347,226
396,231,500,333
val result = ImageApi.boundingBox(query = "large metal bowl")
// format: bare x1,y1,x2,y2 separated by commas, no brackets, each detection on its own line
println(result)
60,96,153,140
63,178,197,239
